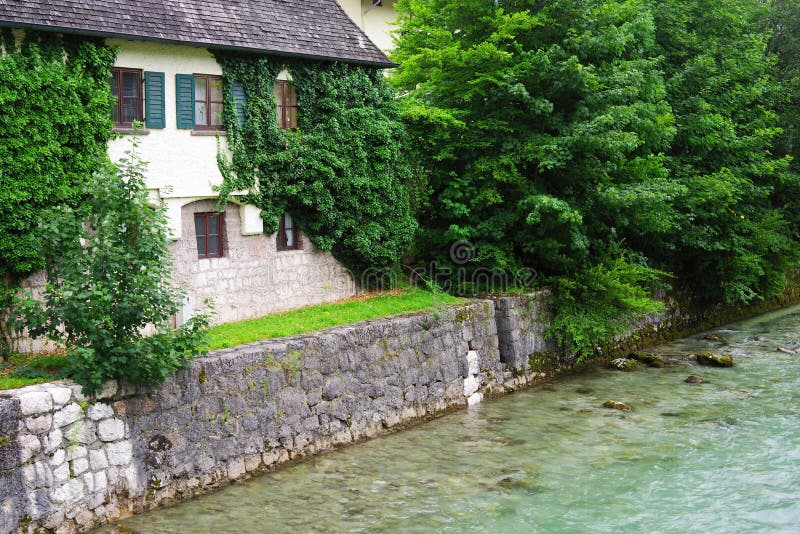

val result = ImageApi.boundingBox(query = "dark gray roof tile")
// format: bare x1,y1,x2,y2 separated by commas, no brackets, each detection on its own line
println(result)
0,0,392,67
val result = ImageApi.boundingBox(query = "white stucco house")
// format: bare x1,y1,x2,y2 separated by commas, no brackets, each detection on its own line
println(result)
0,0,397,346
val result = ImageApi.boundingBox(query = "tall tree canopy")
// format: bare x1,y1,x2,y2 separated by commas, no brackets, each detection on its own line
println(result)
391,0,799,355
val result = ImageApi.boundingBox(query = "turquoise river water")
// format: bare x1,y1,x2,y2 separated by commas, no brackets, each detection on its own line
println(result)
99,305,800,533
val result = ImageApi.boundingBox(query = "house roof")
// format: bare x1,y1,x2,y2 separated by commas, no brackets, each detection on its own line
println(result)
0,0,393,67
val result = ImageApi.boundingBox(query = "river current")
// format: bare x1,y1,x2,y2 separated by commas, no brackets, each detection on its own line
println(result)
100,304,800,533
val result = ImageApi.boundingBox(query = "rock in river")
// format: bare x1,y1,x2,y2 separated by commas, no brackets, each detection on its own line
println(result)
602,400,633,411
628,352,667,368
694,353,733,367
685,375,704,384
609,358,638,371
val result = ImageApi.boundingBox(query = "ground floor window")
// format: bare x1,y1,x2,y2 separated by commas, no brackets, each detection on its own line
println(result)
195,212,224,258
277,212,301,251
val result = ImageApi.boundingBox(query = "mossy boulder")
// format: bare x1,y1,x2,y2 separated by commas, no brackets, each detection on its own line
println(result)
628,352,667,368
608,358,638,371
695,353,733,367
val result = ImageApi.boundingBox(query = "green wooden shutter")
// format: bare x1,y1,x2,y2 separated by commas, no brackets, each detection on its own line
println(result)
175,74,195,129
144,71,165,129
231,82,247,127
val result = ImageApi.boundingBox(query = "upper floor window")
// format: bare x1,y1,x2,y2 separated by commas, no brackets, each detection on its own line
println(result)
277,212,301,251
109,68,143,127
194,74,224,130
195,212,224,258
274,80,298,130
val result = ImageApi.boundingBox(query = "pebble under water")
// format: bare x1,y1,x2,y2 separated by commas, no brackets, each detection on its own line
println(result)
98,305,800,533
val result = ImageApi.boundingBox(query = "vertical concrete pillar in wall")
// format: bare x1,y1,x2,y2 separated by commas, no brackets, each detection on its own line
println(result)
493,293,554,374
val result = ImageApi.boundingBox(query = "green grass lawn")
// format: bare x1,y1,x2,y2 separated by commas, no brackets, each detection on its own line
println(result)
0,352,68,391
206,287,462,350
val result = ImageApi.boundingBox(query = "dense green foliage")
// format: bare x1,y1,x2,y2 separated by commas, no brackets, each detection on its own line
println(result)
19,142,209,394
769,0,800,168
214,53,417,276
653,0,797,303
391,0,799,357
0,32,116,354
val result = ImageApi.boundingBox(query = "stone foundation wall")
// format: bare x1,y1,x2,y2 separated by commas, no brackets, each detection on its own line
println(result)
0,300,504,533
172,200,356,325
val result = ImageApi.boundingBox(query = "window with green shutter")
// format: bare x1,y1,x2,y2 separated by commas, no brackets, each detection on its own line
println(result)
231,82,247,127
175,74,195,129
144,71,165,129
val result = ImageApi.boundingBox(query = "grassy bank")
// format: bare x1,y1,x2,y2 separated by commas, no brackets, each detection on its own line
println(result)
206,288,461,350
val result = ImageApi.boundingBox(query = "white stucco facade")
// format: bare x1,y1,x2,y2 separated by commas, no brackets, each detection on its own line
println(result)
106,40,232,238
337,0,399,52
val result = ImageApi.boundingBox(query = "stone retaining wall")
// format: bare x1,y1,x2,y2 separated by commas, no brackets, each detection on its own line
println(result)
0,300,506,533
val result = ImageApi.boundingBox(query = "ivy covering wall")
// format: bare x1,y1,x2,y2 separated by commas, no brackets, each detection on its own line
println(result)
0,31,116,353
213,52,417,277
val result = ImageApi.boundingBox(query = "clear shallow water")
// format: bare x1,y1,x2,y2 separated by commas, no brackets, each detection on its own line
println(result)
100,305,800,533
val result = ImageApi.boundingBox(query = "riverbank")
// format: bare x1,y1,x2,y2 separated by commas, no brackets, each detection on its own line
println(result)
99,303,800,533
1,288,798,533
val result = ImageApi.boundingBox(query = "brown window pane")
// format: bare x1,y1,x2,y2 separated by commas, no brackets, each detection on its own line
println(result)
109,68,142,127
209,78,223,101
210,103,224,126
194,76,207,101
208,236,220,256
196,236,207,257
274,80,298,129
195,212,224,258
194,74,223,130
195,102,208,126
122,72,139,97
285,83,297,106
122,100,137,123
277,212,301,251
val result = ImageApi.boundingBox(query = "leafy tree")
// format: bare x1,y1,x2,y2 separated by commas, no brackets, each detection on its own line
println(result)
391,0,675,355
0,32,115,355
19,139,209,394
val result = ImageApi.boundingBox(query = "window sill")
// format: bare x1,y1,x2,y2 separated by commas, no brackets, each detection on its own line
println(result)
113,127,150,135
191,130,226,136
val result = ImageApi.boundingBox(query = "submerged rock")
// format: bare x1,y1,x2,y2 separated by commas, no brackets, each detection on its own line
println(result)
498,476,535,491
628,352,667,368
704,333,725,343
609,358,638,371
694,352,733,367
602,400,633,411
685,375,704,384
575,387,594,395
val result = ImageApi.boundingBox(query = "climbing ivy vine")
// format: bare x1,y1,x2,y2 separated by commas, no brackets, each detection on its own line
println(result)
0,31,116,355
213,52,417,278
